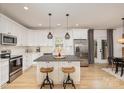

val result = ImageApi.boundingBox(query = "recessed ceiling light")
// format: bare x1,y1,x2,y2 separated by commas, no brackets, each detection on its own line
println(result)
38,24,42,26
24,6,29,10
76,24,79,26
57,24,61,26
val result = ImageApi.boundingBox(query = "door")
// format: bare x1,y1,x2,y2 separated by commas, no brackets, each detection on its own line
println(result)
94,30,108,63
94,39,108,63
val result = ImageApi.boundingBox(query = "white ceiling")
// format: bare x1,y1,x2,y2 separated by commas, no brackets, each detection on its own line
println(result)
0,3,124,29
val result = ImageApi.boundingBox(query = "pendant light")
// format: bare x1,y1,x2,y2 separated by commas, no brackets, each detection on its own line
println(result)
65,14,70,39
118,18,124,44
47,13,53,39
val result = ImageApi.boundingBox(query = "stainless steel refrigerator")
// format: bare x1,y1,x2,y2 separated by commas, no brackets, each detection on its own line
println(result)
74,39,88,67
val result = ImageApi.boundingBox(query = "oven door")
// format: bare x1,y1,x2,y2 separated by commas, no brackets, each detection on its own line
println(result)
9,57,22,75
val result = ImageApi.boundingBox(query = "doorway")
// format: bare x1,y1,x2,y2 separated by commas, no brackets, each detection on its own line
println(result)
94,30,108,63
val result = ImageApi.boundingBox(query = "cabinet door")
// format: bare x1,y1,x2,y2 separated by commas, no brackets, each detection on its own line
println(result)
0,64,2,85
22,29,28,46
26,54,33,68
73,29,88,39
0,61,9,86
40,32,47,46
0,16,8,33
3,62,9,84
27,31,35,46
22,54,28,71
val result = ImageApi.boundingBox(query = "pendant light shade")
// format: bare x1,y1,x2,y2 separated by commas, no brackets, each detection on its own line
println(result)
65,13,70,39
65,32,70,39
118,18,124,44
47,13,53,39
47,32,53,39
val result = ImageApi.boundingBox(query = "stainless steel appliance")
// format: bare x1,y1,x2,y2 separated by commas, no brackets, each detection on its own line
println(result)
0,33,17,45
9,55,23,83
74,39,88,67
0,50,23,83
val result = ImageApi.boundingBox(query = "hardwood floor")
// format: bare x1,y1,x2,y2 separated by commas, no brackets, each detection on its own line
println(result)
3,64,124,89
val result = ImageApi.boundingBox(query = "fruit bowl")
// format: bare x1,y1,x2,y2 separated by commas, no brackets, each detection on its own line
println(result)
54,55,65,59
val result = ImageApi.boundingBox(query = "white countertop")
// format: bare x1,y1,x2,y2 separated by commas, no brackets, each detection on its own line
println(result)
0,58,9,62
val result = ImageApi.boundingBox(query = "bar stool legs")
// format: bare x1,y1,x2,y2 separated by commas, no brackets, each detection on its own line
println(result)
40,73,54,89
121,64,124,77
63,74,76,89
40,67,54,89
62,67,76,89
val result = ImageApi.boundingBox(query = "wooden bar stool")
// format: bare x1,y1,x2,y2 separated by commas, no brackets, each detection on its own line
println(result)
40,67,54,89
62,66,76,89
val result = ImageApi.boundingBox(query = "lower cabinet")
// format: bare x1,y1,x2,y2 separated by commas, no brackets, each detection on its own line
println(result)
23,53,42,71
0,59,9,88
23,54,33,71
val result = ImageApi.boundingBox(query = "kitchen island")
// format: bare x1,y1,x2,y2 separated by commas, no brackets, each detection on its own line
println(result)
34,55,81,84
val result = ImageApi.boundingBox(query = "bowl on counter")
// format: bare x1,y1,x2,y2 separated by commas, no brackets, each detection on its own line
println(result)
53,55,66,59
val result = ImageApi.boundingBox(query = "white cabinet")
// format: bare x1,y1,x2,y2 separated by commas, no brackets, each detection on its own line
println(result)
23,53,33,71
22,29,28,46
38,31,54,46
23,53,42,71
27,31,54,46
27,31,41,46
0,59,9,88
72,29,88,39
0,14,9,34
12,23,28,46
0,14,28,46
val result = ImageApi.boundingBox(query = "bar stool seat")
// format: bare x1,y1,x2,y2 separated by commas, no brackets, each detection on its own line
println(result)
40,67,54,89
62,67,75,73
62,66,76,89
40,67,53,73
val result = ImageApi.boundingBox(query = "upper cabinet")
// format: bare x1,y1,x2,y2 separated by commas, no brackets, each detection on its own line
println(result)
72,29,88,39
0,14,10,34
27,30,55,46
0,14,88,47
27,30,42,46
0,14,28,46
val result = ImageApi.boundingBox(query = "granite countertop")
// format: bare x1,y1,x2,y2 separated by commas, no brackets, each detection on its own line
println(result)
34,55,83,62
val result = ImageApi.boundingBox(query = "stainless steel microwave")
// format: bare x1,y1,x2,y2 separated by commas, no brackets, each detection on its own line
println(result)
0,33,17,45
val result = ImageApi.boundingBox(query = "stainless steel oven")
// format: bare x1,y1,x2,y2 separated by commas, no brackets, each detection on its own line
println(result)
9,55,23,83
0,33,17,45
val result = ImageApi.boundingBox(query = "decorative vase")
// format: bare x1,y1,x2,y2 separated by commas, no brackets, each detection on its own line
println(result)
58,52,61,57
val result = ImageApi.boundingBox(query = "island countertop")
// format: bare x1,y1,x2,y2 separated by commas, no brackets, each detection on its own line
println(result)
34,55,83,62
35,55,80,84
